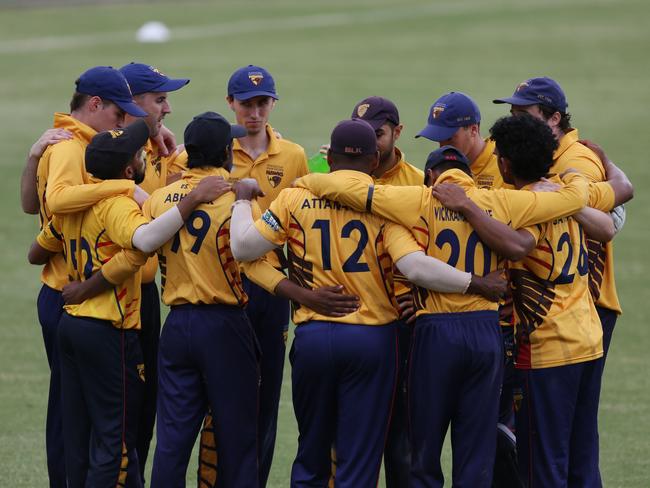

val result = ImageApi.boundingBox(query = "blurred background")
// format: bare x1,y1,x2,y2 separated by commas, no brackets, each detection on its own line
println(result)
1,0,649,486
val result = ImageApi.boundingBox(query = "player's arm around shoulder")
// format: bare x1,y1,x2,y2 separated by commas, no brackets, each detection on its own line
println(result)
28,216,63,265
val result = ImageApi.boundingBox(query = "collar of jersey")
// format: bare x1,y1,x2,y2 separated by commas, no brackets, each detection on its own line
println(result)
521,173,563,191
436,168,475,187
471,138,496,176
53,112,97,145
377,147,406,181
183,166,230,181
232,123,280,160
553,128,580,161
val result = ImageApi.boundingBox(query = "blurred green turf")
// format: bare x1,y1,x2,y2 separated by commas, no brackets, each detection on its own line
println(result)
1,0,649,486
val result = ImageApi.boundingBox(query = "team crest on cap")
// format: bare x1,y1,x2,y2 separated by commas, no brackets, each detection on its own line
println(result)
357,103,370,118
109,129,124,139
266,164,284,188
516,81,530,92
432,105,445,119
248,72,264,86
149,65,166,76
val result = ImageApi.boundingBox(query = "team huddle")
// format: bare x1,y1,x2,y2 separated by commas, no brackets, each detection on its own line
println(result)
21,62,633,488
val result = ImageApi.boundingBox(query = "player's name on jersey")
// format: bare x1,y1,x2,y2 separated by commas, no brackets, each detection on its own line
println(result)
552,216,570,225
433,206,494,222
300,197,351,211
163,183,191,204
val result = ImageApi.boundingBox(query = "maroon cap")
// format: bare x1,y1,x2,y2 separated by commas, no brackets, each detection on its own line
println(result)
351,96,400,130
330,119,378,156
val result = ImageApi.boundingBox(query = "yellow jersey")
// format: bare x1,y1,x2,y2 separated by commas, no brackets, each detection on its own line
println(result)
253,171,421,325
36,194,149,329
36,113,135,290
471,138,508,190
143,166,283,306
552,128,620,314
231,124,308,269
295,169,589,315
511,177,614,368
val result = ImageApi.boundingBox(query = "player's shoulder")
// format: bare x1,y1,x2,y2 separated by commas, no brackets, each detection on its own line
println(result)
43,137,85,162
274,136,307,159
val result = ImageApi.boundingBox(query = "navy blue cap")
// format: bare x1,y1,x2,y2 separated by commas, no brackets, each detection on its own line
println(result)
119,62,190,95
86,119,150,174
416,92,481,142
75,66,148,117
424,145,470,175
227,65,278,101
330,119,378,156
351,96,400,130
184,111,246,167
493,77,567,112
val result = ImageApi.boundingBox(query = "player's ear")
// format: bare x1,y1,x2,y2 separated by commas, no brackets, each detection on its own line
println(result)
226,96,235,111
87,96,102,113
393,124,403,141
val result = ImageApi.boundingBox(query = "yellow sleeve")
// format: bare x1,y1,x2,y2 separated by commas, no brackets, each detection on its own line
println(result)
142,195,154,220
166,148,188,176
503,172,588,228
241,260,286,294
102,197,150,249
383,222,423,263
45,142,135,214
253,191,290,246
556,149,605,183
588,182,616,211
101,249,149,285
36,217,63,253
295,172,428,229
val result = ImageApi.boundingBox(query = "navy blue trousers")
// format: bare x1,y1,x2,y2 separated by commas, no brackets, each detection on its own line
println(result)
37,284,66,488
136,281,161,481
151,303,260,488
515,359,602,488
290,321,398,488
384,320,412,488
58,312,144,488
242,275,290,487
597,305,617,363
409,311,502,488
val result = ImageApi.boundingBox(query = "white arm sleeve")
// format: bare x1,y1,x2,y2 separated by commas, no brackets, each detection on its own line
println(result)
395,251,472,294
230,200,278,261
611,204,626,234
132,206,184,253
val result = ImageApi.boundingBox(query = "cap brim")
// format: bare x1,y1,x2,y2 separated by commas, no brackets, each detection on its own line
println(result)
115,100,148,117
232,90,279,101
155,78,190,92
231,124,247,138
415,124,459,142
493,96,537,106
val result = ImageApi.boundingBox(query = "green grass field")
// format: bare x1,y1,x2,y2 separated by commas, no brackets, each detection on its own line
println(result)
1,0,649,486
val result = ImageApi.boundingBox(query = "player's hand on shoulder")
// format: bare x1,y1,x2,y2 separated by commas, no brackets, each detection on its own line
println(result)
194,176,232,203
467,269,507,302
233,178,265,201
319,144,330,155
578,139,609,165
530,177,561,192
431,183,470,211
29,128,72,159
396,292,417,324
133,186,150,208
304,285,359,317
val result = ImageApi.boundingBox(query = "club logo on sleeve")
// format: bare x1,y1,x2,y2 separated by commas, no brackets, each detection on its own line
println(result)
266,164,284,188
432,105,445,119
248,72,264,86
261,210,280,231
356,103,370,118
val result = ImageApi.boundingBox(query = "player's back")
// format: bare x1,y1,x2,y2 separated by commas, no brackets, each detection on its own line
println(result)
260,186,418,326
511,214,603,369
145,167,247,307
42,195,149,329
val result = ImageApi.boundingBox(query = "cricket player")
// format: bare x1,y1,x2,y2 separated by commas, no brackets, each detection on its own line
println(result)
27,119,225,487
350,96,423,487
119,61,191,478
493,76,630,361
431,114,633,487
295,128,595,486
222,64,309,486
229,119,507,487
18,65,148,488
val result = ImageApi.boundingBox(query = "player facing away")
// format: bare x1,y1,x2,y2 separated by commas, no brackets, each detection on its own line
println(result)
19,65,147,488
119,61,191,480
229,119,506,488
432,114,633,487
295,129,597,487
27,120,225,488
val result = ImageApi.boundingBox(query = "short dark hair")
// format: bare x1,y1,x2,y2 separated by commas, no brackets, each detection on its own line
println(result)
186,145,230,169
69,91,115,112
538,104,572,132
489,114,558,182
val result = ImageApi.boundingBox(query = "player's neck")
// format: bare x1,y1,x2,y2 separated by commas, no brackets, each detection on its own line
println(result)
468,137,486,166
70,109,94,130
329,162,372,175
238,127,270,161
512,176,537,190
372,149,398,179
